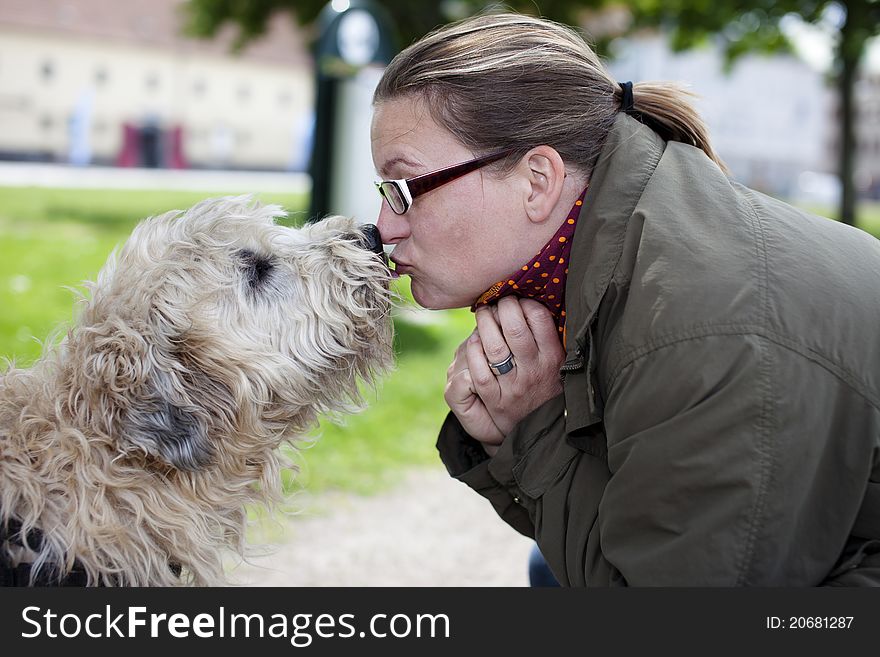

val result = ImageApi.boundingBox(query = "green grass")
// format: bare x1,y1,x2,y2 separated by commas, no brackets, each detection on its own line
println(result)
0,186,474,499
794,201,880,239
0,187,311,364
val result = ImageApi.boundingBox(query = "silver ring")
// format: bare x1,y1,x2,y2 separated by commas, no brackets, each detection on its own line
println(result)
488,353,516,376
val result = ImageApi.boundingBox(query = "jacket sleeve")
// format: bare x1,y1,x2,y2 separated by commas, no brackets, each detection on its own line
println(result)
435,411,534,537
595,332,880,586
435,395,569,539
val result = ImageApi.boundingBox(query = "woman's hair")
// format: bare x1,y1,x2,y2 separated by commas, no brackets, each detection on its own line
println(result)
374,12,726,176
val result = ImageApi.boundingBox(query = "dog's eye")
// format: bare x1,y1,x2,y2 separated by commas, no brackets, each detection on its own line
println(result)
237,249,274,289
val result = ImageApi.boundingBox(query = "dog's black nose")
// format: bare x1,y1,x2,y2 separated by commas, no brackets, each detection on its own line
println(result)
358,224,386,260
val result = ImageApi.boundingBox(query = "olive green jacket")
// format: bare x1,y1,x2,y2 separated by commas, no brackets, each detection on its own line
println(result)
437,114,880,586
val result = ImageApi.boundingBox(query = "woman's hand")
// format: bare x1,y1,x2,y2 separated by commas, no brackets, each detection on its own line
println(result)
444,330,506,451
444,297,566,455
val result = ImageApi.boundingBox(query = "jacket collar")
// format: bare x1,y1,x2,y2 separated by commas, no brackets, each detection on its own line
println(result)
564,113,666,348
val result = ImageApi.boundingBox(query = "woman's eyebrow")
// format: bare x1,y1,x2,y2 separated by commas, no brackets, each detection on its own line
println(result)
379,156,423,177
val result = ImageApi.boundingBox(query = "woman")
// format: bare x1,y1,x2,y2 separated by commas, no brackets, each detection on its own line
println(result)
370,13,880,586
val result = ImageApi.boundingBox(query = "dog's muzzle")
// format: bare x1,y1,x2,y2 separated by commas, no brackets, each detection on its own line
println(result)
358,224,389,267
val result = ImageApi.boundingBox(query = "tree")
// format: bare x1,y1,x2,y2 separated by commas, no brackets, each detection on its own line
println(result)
184,0,602,52
185,0,879,226
185,0,455,52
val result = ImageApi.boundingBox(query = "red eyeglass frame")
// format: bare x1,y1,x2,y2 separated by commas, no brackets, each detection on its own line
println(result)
375,149,513,215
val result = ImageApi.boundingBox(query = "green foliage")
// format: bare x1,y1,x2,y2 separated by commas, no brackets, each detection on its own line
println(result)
184,0,306,51
612,1,880,70
184,0,606,54
183,0,879,63
185,0,448,53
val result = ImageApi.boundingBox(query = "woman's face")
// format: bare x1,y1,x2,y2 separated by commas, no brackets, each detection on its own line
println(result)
370,98,533,310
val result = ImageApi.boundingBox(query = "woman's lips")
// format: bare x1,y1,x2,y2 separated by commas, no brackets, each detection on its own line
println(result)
390,259,411,279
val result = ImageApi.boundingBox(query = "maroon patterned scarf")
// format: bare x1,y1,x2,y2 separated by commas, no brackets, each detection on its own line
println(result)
472,189,586,346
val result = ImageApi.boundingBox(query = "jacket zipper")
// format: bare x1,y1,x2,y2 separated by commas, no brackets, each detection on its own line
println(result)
560,349,584,374
560,360,583,373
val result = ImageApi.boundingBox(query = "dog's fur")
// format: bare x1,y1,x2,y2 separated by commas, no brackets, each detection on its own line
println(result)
0,197,393,585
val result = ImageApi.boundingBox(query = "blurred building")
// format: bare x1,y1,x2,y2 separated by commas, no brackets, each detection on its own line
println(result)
845,72,880,199
0,0,314,170
606,33,836,203
606,31,880,206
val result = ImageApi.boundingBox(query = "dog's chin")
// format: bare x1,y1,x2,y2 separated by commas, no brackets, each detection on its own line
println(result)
361,257,393,292
351,310,395,373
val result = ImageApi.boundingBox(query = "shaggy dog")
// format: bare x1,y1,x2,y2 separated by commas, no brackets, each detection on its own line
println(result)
0,197,393,586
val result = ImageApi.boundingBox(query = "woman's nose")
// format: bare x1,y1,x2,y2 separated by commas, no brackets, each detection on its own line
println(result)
376,202,410,245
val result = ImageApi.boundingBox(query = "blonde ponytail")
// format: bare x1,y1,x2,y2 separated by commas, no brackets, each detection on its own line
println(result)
620,82,728,172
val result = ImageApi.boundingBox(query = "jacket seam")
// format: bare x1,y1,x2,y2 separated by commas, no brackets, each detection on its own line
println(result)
737,184,774,586
607,324,880,412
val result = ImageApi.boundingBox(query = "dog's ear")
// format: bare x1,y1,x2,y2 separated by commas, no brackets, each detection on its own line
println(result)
123,340,244,471
124,382,214,472
74,318,217,471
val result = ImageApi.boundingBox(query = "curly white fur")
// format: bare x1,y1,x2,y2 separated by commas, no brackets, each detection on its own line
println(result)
0,196,393,585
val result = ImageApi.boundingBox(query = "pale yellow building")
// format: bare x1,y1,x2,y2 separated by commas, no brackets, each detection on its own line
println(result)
0,0,314,170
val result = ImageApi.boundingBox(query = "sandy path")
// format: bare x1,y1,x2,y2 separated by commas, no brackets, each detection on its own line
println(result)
227,467,535,587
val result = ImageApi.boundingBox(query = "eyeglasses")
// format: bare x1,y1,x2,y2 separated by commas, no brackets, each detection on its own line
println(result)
375,149,512,215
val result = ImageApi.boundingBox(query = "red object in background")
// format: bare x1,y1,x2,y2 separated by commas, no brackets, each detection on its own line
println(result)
167,124,187,169
116,122,140,167
115,121,189,169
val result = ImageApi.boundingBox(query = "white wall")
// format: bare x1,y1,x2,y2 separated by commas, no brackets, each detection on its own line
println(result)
0,29,314,169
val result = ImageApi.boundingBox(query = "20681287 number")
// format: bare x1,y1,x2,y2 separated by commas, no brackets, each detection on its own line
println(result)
766,616,854,629
791,617,854,629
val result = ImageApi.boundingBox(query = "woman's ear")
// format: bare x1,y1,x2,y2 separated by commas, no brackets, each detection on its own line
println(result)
523,146,567,224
